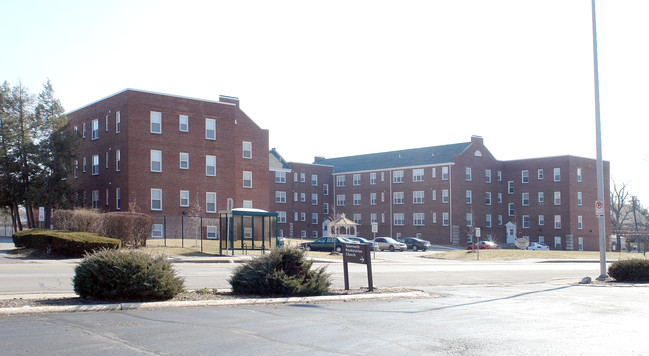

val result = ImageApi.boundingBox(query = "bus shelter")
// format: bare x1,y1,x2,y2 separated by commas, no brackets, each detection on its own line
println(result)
219,208,279,255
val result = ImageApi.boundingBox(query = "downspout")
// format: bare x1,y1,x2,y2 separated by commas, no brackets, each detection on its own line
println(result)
389,170,393,238
449,165,453,243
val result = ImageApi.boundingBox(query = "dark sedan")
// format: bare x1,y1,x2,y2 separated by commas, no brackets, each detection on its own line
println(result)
398,237,431,251
299,236,355,252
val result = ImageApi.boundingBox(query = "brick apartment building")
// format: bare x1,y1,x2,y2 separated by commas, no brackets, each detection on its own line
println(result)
269,136,610,251
67,89,270,230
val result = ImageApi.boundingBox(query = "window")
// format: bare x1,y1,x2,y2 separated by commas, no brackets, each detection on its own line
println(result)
486,214,492,228
466,213,472,227
554,215,561,229
539,215,545,226
242,200,253,209
74,160,78,178
206,192,216,213
393,192,404,204
151,189,162,211
466,190,472,204
381,192,385,202
150,150,162,172
179,152,189,169
74,126,78,136
180,190,189,207
522,170,529,183
300,193,305,202
577,192,583,206
205,118,216,140
311,174,318,186
381,172,385,181
353,214,361,224
353,194,361,205
82,157,86,172
277,211,286,223
323,184,329,195
312,194,318,205
578,237,584,251
432,167,437,178
442,190,449,203
179,115,188,132
353,174,361,186
554,236,561,249
522,193,530,206
115,150,121,172
443,212,449,226
370,172,376,185
554,191,561,205
243,171,252,188
413,169,424,182
498,215,503,225
538,192,544,203
508,181,514,194
300,212,306,221
413,191,424,204
152,224,164,238
336,175,345,187
508,203,515,216
294,173,298,182
207,226,218,240
485,192,492,205
242,141,252,159
206,155,216,176
312,213,319,225
336,194,346,206
393,170,404,183
116,111,121,133
105,152,109,169
275,191,286,203
465,167,472,181
577,168,582,183
293,192,298,202
523,215,530,228
394,213,405,226
485,169,491,183
371,213,377,223
275,171,286,183
370,193,377,205
538,169,544,180
578,215,583,229
413,213,425,226
116,188,121,210
91,119,99,140
82,123,86,138
150,111,162,134
300,173,305,182
105,116,109,132
498,193,503,203
92,155,99,175
554,168,561,182
432,190,437,201
497,171,502,181
92,190,99,210
432,213,437,224
323,203,329,215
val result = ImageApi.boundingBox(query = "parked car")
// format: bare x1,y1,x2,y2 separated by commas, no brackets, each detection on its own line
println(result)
346,237,374,249
398,237,431,251
466,241,498,250
299,236,355,252
527,242,550,251
373,237,407,251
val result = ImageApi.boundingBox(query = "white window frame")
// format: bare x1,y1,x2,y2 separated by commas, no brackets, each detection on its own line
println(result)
554,215,561,229
206,155,216,176
554,168,561,182
116,188,121,210
206,192,217,213
538,169,544,180
393,213,405,226
538,192,544,203
275,191,286,203
336,194,346,206
151,188,162,211
466,190,472,204
485,169,491,183
91,190,99,210
92,154,99,175
275,171,286,183
115,149,121,172
413,191,424,204
207,226,218,240
152,224,164,238
522,170,529,183
336,175,345,187
180,152,189,170
393,170,404,183
312,194,318,205
353,174,361,186
180,190,190,207
353,194,361,205
311,174,318,186
179,114,189,132
150,111,162,134
393,192,404,205
554,191,561,205
465,167,472,181
243,171,252,188
91,119,99,140
413,169,424,182
485,192,492,205
150,150,162,172
522,192,530,206
242,141,252,159
205,118,216,140
577,192,583,206
539,215,545,226
116,111,121,133
370,172,376,185
413,213,425,226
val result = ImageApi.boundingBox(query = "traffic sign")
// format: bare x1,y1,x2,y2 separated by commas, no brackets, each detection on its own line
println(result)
595,200,604,216
371,222,378,233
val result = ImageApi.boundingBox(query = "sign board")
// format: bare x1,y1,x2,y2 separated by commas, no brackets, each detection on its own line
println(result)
475,227,481,238
515,238,530,249
342,243,373,291
38,207,45,222
595,200,604,217
371,222,378,233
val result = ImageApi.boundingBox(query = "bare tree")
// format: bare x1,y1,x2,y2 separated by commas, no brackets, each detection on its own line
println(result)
610,181,631,249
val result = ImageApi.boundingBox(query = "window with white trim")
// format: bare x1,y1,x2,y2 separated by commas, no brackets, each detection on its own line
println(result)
554,191,561,205
508,203,515,216
207,226,218,239
82,157,86,172
243,171,252,188
179,115,188,132
538,169,544,180
92,119,99,140
443,212,449,226
312,213,318,224
539,215,545,225
538,192,544,203
370,193,377,205
323,203,329,215
242,141,252,159
353,194,361,205
323,184,329,195
312,194,318,205
353,214,361,224
336,194,346,206
486,214,492,228
277,211,286,223
508,181,514,194
554,168,561,182
150,150,162,172
578,215,583,229
485,192,492,205
179,152,189,169
205,118,216,140
413,213,425,226
115,111,120,133
206,155,216,176
413,169,424,182
465,167,472,181
92,155,99,175
413,191,424,204
353,174,361,186
152,224,163,238
523,215,530,228
206,192,216,213
466,190,472,204
105,152,109,169
577,168,582,183
336,175,345,187
92,190,99,210
116,188,121,210
466,213,472,227
554,215,561,229
522,170,529,183
522,192,530,206
151,189,162,211
180,190,189,207
393,170,404,183
577,192,583,206
300,173,305,183
393,192,404,204
275,191,286,203
370,172,376,185
371,213,377,223
275,171,286,183
150,111,162,134
311,174,317,186
394,213,405,226
485,169,491,183
442,190,449,203
115,150,121,172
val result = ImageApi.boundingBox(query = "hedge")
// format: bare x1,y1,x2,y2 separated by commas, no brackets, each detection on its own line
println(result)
13,229,121,258
608,259,649,283
102,212,152,247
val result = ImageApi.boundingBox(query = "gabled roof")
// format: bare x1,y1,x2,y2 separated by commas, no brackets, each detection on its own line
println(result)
314,142,471,173
269,148,291,170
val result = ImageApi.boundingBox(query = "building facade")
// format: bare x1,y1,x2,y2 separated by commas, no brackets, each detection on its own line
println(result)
67,89,270,220
270,136,610,251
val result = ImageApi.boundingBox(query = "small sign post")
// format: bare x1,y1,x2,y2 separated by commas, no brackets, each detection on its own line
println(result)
371,222,378,258
342,243,373,291
595,200,604,217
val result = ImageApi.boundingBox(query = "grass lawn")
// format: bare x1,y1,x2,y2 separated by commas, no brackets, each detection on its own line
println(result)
426,249,648,261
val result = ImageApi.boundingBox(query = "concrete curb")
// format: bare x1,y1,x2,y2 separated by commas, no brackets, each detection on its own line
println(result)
0,291,431,316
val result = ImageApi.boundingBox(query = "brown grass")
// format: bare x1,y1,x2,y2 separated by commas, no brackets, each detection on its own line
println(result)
426,249,648,261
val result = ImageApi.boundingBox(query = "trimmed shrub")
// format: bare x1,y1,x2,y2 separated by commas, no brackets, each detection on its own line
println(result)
52,209,75,231
608,259,649,283
71,209,103,233
12,229,120,257
73,249,185,301
228,246,331,296
102,212,153,247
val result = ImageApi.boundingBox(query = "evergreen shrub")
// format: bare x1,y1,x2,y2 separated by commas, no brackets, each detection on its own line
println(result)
608,259,649,282
12,229,120,257
73,249,185,301
228,246,331,296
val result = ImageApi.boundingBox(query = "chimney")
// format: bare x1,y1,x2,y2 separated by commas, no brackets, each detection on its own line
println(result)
314,156,326,163
219,95,239,107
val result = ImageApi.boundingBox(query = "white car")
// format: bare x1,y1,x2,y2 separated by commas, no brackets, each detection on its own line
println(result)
373,237,407,252
527,242,550,251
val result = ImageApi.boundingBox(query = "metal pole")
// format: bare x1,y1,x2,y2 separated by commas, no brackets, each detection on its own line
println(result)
632,196,640,252
591,0,608,280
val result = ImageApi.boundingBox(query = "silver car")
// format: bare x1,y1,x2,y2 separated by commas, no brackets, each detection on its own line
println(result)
373,237,407,252
527,242,550,251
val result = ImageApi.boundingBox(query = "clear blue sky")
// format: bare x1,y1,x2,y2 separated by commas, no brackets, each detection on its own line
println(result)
2,0,648,203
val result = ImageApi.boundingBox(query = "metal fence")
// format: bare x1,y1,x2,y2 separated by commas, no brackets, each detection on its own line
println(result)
148,215,222,254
